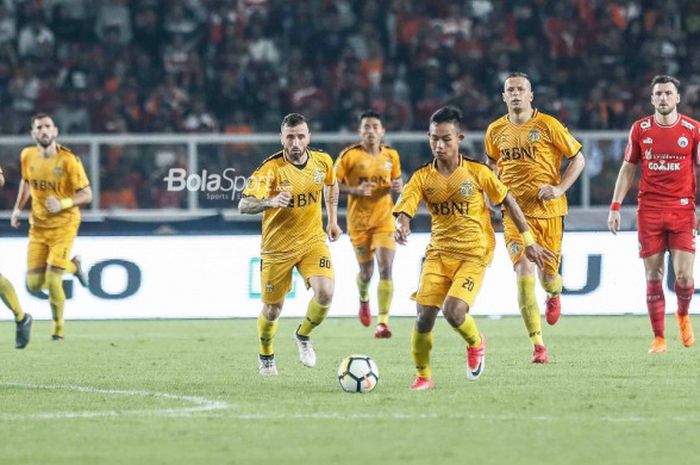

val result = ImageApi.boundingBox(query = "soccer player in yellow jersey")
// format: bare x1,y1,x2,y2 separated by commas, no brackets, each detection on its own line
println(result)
0,163,33,348
10,113,92,341
484,73,586,363
336,110,402,337
239,113,342,376
395,106,554,390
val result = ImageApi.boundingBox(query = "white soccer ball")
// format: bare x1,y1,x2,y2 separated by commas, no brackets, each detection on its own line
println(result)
337,355,379,393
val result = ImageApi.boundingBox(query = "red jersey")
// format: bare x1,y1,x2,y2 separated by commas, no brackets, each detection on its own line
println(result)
624,114,700,211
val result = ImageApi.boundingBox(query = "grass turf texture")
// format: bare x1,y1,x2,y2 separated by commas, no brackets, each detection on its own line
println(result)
0,316,698,465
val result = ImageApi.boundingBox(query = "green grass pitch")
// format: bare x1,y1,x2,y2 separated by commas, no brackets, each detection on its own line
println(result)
0,316,698,465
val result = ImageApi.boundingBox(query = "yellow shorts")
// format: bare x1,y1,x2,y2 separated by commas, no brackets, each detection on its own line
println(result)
260,242,334,304
349,228,396,263
28,225,78,271
503,213,562,275
413,253,485,309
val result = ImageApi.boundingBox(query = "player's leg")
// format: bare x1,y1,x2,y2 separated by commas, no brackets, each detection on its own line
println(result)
374,248,395,339
670,249,695,348
44,230,77,340
504,213,546,362
351,231,373,327
295,244,334,367
0,272,32,349
537,217,564,325
444,260,486,380
668,210,696,347
257,257,294,376
411,304,438,390
410,253,451,389
638,210,667,353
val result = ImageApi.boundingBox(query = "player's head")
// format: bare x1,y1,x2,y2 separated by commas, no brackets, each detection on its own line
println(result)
502,72,533,114
30,113,59,148
358,110,385,146
650,75,681,116
428,106,464,161
280,113,310,162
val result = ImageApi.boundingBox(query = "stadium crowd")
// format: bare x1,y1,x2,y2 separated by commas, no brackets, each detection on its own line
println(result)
1,0,699,209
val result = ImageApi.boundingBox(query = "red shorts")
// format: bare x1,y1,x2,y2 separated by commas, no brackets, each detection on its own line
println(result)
637,209,696,258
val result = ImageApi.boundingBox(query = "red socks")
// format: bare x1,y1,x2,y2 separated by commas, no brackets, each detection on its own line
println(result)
675,280,694,317
646,280,665,338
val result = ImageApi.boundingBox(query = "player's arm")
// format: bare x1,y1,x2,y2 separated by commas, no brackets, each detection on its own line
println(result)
502,192,557,268
538,151,586,200
238,192,291,214
339,180,374,197
324,181,342,241
46,185,93,214
392,172,422,244
11,179,32,228
607,160,637,235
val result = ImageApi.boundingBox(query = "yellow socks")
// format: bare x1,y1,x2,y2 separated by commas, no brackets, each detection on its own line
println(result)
411,328,433,379
517,275,543,346
356,273,370,302
542,274,563,297
452,315,481,347
45,270,65,337
297,298,330,337
257,313,278,356
0,275,25,322
26,273,45,292
377,279,393,325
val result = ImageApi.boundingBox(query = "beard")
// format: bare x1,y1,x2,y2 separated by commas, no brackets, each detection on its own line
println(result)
656,105,675,116
37,137,53,148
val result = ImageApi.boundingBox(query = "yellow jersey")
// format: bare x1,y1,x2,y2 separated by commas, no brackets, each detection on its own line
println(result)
20,144,90,229
484,109,581,218
393,156,507,264
335,143,401,233
243,149,336,259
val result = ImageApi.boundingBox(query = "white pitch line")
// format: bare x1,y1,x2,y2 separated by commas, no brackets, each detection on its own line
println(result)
0,382,230,420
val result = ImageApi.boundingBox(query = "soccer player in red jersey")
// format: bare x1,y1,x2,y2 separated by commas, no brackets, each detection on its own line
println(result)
608,75,699,353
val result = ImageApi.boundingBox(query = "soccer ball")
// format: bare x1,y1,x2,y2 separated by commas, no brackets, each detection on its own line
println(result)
337,355,379,393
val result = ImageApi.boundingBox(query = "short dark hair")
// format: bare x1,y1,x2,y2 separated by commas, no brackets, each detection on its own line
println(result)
651,75,680,91
430,105,463,128
281,113,308,129
359,110,382,122
30,113,54,128
506,72,530,81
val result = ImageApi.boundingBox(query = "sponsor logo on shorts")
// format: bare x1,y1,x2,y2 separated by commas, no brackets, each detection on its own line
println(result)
265,282,274,293
509,242,522,256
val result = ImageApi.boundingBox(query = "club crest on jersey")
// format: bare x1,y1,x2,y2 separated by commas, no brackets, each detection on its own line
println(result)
460,181,474,197
642,137,653,144
53,166,63,177
678,136,689,148
644,148,653,160
384,160,393,171
640,120,651,129
527,129,541,142
313,169,324,184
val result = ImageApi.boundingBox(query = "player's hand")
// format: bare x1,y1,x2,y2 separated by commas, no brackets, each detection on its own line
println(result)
354,181,375,197
10,208,21,228
326,222,342,242
391,178,403,193
607,210,621,235
537,184,563,200
524,243,556,270
267,191,292,208
45,196,62,213
395,216,411,245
